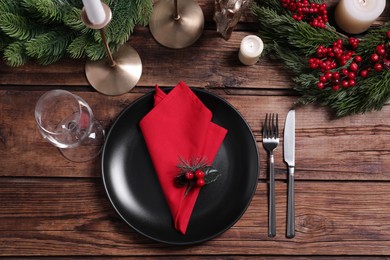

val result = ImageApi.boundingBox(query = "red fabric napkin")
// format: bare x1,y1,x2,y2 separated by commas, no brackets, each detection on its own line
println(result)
139,81,228,234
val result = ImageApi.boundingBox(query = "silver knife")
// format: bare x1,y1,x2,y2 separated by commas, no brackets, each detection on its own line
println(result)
284,110,295,238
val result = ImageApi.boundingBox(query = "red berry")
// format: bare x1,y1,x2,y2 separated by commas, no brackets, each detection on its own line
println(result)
376,44,386,56
341,80,349,88
354,55,362,63
374,63,383,72
195,170,205,179
348,72,356,79
360,69,368,78
319,75,327,82
348,79,356,87
317,82,325,89
349,62,358,71
325,71,332,79
371,53,380,63
332,84,340,91
196,178,205,187
387,31,390,39
332,72,340,80
185,172,194,180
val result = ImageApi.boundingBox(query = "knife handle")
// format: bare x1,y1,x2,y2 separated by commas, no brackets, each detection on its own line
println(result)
287,167,295,238
268,154,276,237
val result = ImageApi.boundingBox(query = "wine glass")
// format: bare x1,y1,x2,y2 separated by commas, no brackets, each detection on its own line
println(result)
35,90,105,162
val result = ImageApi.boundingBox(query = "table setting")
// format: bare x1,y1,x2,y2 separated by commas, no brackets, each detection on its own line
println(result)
0,0,390,257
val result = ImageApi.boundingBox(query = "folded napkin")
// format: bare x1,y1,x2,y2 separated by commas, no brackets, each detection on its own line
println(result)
140,81,228,234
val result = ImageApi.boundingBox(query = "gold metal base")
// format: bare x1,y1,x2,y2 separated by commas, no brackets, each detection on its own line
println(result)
85,44,142,96
149,0,204,49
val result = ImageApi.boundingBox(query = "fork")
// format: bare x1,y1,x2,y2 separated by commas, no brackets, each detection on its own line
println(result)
262,113,279,237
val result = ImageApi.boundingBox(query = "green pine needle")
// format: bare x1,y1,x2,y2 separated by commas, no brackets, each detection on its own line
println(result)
0,13,43,40
0,0,152,66
3,41,27,67
252,0,390,117
21,0,70,23
25,31,74,59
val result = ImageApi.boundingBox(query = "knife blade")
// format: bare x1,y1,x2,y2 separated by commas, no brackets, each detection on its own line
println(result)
284,110,295,238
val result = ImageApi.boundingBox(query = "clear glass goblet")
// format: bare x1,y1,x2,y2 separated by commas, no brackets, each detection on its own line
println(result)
35,89,105,162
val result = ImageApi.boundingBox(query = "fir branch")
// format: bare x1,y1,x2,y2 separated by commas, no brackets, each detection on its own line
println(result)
67,35,90,59
21,0,70,23
357,23,390,59
0,13,43,40
62,6,90,33
3,41,28,67
36,54,64,66
330,70,390,117
25,31,75,59
84,42,107,61
252,0,390,117
0,0,20,14
0,0,153,66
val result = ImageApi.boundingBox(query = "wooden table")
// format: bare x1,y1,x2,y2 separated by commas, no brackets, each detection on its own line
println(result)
1,0,390,258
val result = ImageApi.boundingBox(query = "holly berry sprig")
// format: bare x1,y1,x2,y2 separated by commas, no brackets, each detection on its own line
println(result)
309,31,390,91
175,157,221,195
281,0,328,28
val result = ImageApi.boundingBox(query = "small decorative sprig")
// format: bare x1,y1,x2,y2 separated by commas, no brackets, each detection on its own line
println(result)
175,156,221,196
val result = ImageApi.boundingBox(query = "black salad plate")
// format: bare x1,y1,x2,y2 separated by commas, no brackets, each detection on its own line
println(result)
102,88,259,245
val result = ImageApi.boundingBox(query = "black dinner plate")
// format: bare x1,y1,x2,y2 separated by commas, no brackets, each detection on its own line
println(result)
102,88,259,245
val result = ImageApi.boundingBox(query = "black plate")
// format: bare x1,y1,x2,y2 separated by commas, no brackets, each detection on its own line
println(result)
102,88,259,245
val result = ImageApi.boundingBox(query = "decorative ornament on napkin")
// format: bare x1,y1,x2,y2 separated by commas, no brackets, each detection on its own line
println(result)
140,81,228,234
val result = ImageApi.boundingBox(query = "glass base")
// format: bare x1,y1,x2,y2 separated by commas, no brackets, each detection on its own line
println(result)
59,121,105,163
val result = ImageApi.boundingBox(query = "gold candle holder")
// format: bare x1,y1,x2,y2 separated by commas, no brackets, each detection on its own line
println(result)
149,0,204,49
81,3,142,96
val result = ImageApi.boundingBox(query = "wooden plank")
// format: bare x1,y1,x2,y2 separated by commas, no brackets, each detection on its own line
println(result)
1,90,389,180
1,179,390,256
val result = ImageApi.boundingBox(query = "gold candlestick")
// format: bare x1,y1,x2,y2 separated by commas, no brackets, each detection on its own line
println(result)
149,0,204,49
81,3,142,96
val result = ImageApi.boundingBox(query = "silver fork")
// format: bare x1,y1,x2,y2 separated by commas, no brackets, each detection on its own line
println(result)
262,113,279,237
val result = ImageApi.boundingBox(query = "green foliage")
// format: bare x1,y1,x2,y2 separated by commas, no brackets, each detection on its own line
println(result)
0,0,153,66
3,41,27,67
252,0,390,117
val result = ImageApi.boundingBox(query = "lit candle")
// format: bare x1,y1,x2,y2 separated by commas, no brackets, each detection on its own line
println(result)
239,35,264,66
335,0,386,34
82,0,106,25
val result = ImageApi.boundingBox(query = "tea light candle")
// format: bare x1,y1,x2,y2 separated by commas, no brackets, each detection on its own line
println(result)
82,0,106,25
335,0,386,34
239,35,264,66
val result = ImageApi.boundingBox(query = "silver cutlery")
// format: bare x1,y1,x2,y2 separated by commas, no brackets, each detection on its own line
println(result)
262,113,279,237
284,110,295,238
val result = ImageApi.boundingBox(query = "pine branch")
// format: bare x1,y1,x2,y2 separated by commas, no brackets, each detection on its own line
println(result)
0,0,153,66
252,0,390,117
25,31,75,59
62,6,90,33
67,35,90,59
3,41,28,67
21,0,71,23
0,13,44,40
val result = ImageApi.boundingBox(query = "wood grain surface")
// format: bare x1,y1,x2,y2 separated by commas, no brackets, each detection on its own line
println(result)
0,0,389,257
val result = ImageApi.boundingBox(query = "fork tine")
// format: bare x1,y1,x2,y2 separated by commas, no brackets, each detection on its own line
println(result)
271,113,275,138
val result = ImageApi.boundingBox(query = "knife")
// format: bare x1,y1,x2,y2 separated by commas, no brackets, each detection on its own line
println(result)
284,110,295,238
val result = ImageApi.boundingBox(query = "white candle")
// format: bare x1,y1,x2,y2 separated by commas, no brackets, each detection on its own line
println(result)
335,0,386,34
239,35,264,66
82,0,106,25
